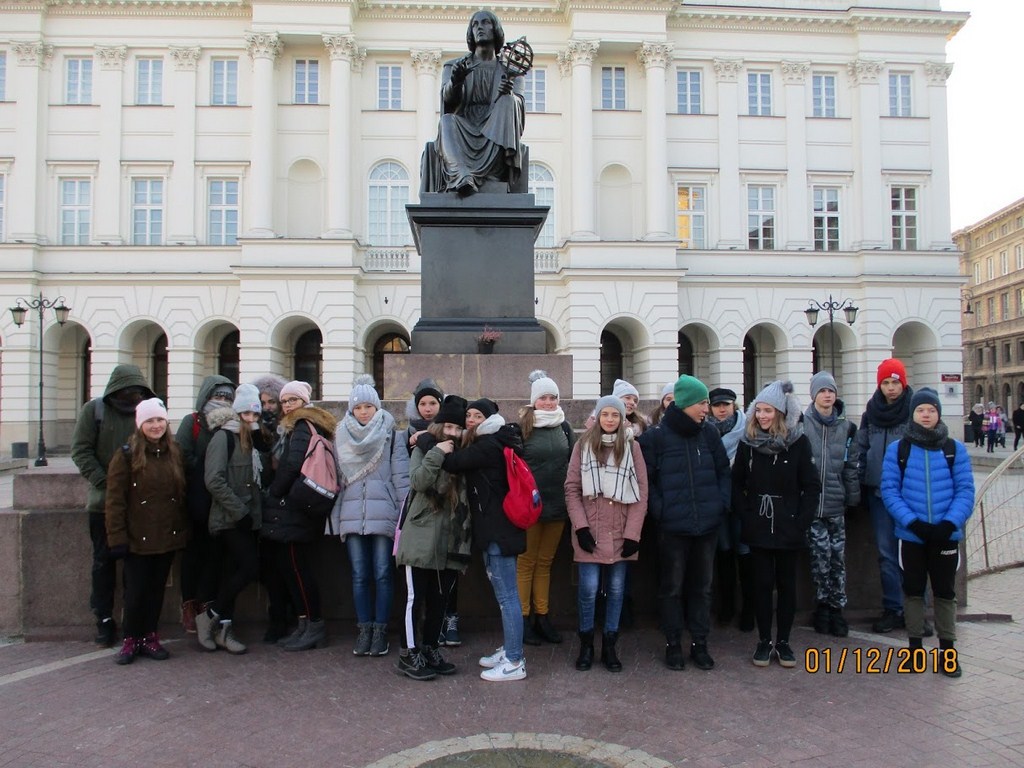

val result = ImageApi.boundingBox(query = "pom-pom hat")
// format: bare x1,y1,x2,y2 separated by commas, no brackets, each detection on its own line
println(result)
529,369,560,403
348,374,381,410
753,380,795,415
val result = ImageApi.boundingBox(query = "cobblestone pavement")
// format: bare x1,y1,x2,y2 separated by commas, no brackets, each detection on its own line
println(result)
1,567,1022,768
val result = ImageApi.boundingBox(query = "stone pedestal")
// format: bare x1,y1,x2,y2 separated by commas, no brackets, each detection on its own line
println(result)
383,353,573,400
408,193,549,354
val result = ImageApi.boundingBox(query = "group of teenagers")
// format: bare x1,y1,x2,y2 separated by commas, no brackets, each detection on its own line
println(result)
70,355,974,679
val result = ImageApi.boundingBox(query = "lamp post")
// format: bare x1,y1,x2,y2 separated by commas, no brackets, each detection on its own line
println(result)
804,294,859,374
9,293,71,467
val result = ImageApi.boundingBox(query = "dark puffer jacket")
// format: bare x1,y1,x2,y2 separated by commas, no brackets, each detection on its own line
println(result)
802,401,860,518
637,404,731,536
177,374,235,523
855,386,914,490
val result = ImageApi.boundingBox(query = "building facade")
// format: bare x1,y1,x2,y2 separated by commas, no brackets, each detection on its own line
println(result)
955,196,1024,415
0,0,968,450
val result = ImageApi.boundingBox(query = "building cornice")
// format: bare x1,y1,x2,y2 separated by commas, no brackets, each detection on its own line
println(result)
29,0,250,19
952,197,1024,240
669,6,967,38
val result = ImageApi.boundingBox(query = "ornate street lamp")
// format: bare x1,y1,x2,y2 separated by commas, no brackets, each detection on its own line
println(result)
9,293,71,466
804,294,859,374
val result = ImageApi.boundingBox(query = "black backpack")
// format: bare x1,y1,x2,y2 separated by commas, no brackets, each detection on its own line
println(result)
895,437,956,481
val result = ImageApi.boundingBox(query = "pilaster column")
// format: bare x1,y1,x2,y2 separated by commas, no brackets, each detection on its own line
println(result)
322,34,363,238
848,59,885,250
166,345,205,418
92,46,127,244
638,42,673,241
167,46,200,245
411,49,442,168
10,41,53,243
781,60,810,249
245,32,282,238
925,61,955,250
713,58,743,248
559,40,599,240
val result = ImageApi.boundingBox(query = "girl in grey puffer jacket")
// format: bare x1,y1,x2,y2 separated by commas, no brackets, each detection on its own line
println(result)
331,375,410,657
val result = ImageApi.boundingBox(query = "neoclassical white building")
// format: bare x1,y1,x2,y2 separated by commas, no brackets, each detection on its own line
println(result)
0,0,968,449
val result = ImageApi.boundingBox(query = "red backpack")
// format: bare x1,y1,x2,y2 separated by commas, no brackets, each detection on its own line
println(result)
501,446,543,529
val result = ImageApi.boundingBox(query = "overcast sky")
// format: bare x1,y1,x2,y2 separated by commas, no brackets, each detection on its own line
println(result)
942,0,1024,231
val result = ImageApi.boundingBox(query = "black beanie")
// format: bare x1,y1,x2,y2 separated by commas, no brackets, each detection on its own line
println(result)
434,395,468,428
910,387,941,417
467,398,499,419
414,378,443,406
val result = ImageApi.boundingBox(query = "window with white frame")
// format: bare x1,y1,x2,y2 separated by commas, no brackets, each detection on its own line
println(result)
524,68,546,112
0,52,7,101
1001,292,1009,321
211,59,238,106
377,65,402,110
1018,288,1024,317
888,72,911,117
66,57,93,104
813,187,840,251
676,69,701,115
747,185,775,250
601,66,626,110
812,73,836,118
131,178,163,245
1001,250,1008,276
207,179,239,245
986,297,994,324
0,173,5,240
1016,244,1023,270
136,58,163,105
368,162,412,246
676,185,706,248
974,262,981,284
529,165,556,248
294,59,319,104
60,178,91,244
890,186,917,250
747,72,771,116
986,257,994,281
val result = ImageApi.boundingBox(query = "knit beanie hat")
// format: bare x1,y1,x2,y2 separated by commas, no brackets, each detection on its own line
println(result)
612,378,639,400
529,369,560,404
280,380,312,405
414,378,443,407
673,375,710,410
210,383,235,402
467,397,499,419
708,387,737,406
809,371,838,401
434,395,468,427
348,374,381,411
135,397,168,428
876,358,908,387
594,395,626,420
232,383,262,415
910,387,941,417
660,381,675,399
754,380,794,415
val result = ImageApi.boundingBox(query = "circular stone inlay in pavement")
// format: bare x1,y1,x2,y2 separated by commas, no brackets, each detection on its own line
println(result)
419,748,611,767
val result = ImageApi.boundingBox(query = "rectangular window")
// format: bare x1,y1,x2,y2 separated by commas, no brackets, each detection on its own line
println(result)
812,74,836,118
974,262,981,284
1016,244,1023,270
888,73,911,117
1019,288,1024,317
676,185,706,249
747,185,775,250
294,59,319,104
1004,343,1012,364
1001,223,1009,236
601,66,626,110
747,72,771,116
0,52,7,101
131,178,163,245
813,187,840,251
890,186,917,250
136,58,163,105
0,174,5,239
987,257,994,281
66,58,93,104
1019,340,1024,361
1002,293,1010,321
211,59,238,106
524,68,546,112
377,65,402,110
976,348,984,366
207,179,239,245
60,178,91,245
676,69,701,115
987,297,995,324
1001,250,1008,276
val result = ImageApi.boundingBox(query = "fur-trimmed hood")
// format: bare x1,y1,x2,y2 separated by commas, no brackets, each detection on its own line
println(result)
205,405,239,431
278,405,338,439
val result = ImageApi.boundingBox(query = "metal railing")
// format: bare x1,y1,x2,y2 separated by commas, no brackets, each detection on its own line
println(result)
966,445,1024,575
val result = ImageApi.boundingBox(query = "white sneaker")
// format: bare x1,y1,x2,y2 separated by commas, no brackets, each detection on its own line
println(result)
478,647,507,669
480,658,526,682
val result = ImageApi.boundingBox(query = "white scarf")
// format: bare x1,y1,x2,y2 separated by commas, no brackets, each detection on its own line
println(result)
580,433,640,504
337,409,395,484
533,407,565,429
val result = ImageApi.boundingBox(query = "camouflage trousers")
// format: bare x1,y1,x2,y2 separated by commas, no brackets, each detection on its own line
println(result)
807,516,847,609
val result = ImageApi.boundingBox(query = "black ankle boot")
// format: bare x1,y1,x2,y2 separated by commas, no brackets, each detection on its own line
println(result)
522,615,542,646
939,638,961,678
575,630,594,671
601,631,622,672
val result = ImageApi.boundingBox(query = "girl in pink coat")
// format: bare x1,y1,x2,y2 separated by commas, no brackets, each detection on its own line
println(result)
565,395,648,673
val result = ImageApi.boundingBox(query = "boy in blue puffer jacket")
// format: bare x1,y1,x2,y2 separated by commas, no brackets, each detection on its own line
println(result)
880,387,974,677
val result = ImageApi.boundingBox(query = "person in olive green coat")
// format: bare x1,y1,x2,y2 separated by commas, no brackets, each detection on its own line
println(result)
517,371,576,646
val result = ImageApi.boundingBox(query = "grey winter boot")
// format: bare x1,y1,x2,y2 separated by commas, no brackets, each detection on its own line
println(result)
277,617,308,648
284,618,327,651
214,620,247,655
353,622,373,656
195,608,219,652
369,623,390,656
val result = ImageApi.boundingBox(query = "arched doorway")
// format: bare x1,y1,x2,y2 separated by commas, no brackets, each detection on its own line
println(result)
295,329,323,400
153,333,168,403
600,330,624,395
218,330,240,385
678,331,694,377
372,332,410,391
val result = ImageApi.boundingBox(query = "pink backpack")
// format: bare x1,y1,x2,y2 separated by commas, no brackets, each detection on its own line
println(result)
286,420,340,519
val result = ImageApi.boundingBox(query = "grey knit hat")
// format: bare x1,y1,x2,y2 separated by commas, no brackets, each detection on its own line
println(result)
754,380,795,415
594,395,627,420
348,374,381,410
809,371,838,401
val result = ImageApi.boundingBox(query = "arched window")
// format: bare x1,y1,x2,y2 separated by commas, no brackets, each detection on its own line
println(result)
368,162,412,246
218,330,240,385
529,164,556,247
295,329,323,400
678,332,694,377
372,333,410,392
152,333,168,404
599,330,624,395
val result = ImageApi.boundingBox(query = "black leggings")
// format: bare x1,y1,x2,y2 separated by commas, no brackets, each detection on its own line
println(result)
750,547,798,643
123,551,175,638
401,565,457,651
274,541,321,621
212,522,260,620
180,521,223,605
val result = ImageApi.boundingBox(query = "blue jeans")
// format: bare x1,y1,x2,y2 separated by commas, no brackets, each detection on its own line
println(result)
483,542,524,663
345,534,394,624
868,491,903,614
578,561,627,633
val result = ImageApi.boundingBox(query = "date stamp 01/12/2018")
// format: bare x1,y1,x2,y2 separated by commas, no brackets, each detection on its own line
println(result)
805,647,958,674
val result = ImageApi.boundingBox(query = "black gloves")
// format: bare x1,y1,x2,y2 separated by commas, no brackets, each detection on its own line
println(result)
108,543,128,560
932,521,957,543
908,520,934,542
575,527,596,554
620,539,640,558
